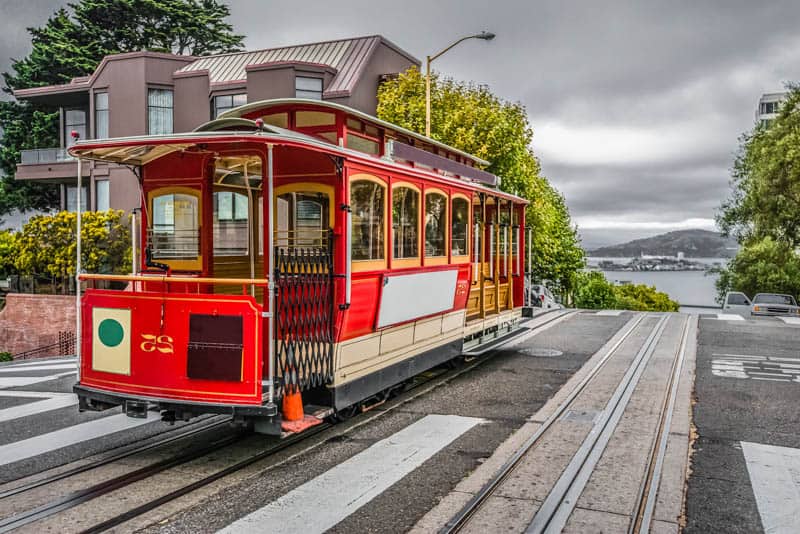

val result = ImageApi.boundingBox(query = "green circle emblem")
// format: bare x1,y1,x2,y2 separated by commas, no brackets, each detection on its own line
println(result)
98,318,124,347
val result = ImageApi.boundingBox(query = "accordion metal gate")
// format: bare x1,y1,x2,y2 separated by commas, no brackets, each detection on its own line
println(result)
273,234,335,397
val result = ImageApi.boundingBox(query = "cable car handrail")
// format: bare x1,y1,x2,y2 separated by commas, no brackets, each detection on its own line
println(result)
78,273,271,286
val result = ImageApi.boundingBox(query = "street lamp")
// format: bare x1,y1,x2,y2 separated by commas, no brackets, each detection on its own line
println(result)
425,31,495,137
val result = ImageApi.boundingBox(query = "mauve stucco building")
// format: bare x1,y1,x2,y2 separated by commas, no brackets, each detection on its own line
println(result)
13,35,419,212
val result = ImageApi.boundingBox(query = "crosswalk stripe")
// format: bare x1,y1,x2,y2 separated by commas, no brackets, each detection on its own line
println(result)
0,372,76,389
218,414,483,534
0,364,77,373
778,317,800,325
716,313,745,321
0,393,78,423
742,441,800,532
0,411,160,466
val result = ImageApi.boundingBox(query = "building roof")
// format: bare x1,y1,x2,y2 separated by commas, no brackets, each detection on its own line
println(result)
175,35,419,96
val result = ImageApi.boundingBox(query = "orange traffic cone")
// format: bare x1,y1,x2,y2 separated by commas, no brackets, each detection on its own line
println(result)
282,389,304,422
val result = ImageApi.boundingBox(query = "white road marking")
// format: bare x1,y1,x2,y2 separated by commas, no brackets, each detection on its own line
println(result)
713,353,767,360
716,313,745,321
0,392,78,423
0,364,76,373
742,441,800,533
595,310,624,316
0,411,160,466
218,414,483,534
0,372,76,389
778,317,800,325
712,353,800,383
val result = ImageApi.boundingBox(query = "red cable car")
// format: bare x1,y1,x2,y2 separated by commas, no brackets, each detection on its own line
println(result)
69,99,531,434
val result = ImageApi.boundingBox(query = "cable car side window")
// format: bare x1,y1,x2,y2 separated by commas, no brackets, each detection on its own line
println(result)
451,195,470,260
425,190,448,261
392,184,420,267
350,177,386,270
213,191,249,256
148,187,201,271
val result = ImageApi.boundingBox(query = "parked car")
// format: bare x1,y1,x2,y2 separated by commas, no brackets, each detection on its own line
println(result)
529,284,559,309
750,293,800,317
723,291,752,316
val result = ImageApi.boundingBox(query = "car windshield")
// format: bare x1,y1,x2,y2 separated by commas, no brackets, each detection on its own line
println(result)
753,294,797,305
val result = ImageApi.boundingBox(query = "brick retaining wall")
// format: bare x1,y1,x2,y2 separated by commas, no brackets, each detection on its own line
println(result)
0,293,76,356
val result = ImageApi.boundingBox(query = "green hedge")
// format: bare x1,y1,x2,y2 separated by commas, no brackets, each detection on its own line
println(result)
574,271,679,312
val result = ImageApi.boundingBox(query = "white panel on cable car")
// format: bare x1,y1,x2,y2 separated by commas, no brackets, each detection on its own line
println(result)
376,269,458,328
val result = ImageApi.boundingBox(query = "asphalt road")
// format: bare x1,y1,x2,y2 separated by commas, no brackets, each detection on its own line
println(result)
686,315,800,534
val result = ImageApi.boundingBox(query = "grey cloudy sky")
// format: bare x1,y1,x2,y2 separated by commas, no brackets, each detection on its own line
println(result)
2,0,799,247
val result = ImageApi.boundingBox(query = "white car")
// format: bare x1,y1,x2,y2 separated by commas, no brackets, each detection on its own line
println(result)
723,291,752,316
529,284,559,309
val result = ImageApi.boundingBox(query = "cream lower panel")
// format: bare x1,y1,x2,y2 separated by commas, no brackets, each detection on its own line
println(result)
333,329,465,387
463,308,522,337
414,315,444,343
442,310,467,333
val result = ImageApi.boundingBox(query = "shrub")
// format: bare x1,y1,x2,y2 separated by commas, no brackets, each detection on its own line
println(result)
0,352,12,362
573,271,680,312
0,230,17,276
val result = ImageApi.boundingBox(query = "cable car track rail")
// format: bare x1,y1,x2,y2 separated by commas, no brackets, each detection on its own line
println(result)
442,312,673,533
0,309,574,534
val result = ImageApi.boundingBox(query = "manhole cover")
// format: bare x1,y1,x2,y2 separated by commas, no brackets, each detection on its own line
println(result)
561,409,600,424
523,348,564,357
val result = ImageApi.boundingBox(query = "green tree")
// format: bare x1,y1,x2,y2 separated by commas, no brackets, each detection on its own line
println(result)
574,271,617,309
717,85,800,300
377,67,585,291
572,271,679,311
0,230,18,276
1,0,244,214
713,236,800,302
15,210,131,285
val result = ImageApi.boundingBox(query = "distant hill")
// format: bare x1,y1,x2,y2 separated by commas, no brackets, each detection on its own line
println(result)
588,229,738,258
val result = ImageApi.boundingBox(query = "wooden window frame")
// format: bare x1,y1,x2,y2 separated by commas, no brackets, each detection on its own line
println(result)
350,174,388,272
424,188,449,266
391,182,421,269
451,193,471,264
146,186,202,271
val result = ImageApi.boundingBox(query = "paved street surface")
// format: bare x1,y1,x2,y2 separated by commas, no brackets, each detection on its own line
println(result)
686,315,800,534
0,311,798,532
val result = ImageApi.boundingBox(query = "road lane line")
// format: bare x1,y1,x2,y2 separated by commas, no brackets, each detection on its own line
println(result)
0,394,78,423
742,441,800,533
0,411,160,467
778,317,800,325
595,310,624,316
218,414,483,534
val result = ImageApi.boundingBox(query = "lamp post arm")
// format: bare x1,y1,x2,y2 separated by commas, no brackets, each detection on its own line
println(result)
429,35,482,63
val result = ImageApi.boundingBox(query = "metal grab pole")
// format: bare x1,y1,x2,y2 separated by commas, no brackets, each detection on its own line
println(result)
266,145,276,412
130,210,137,275
244,162,255,297
488,223,494,279
345,209,352,306
473,222,480,283
516,226,521,276
75,157,82,379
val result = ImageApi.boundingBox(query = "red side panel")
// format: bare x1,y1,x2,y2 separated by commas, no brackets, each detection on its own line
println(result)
80,289,263,405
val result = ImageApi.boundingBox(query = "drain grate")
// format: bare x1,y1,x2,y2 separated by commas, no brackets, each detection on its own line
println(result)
523,348,564,357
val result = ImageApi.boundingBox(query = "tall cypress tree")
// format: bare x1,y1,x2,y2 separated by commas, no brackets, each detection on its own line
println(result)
0,0,244,215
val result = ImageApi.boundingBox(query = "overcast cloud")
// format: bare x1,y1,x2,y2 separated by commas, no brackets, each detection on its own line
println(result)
1,0,798,248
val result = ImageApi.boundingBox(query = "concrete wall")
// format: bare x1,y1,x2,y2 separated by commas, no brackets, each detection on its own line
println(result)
0,294,76,356
174,72,211,132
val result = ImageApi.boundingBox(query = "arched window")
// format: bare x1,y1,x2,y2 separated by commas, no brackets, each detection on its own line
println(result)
425,191,447,258
392,185,419,264
351,178,386,266
451,196,470,258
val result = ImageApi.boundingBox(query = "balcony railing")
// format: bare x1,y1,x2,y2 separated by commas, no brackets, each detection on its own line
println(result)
20,148,75,165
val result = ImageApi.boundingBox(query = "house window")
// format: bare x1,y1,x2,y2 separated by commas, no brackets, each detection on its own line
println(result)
351,179,385,262
96,180,109,211
94,92,109,139
213,93,247,118
425,192,447,257
392,186,419,260
64,109,87,147
66,185,88,211
295,76,323,100
761,101,780,115
148,88,173,135
213,191,249,256
451,197,469,257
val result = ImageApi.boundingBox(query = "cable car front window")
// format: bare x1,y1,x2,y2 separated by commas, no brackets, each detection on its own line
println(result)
149,190,201,269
